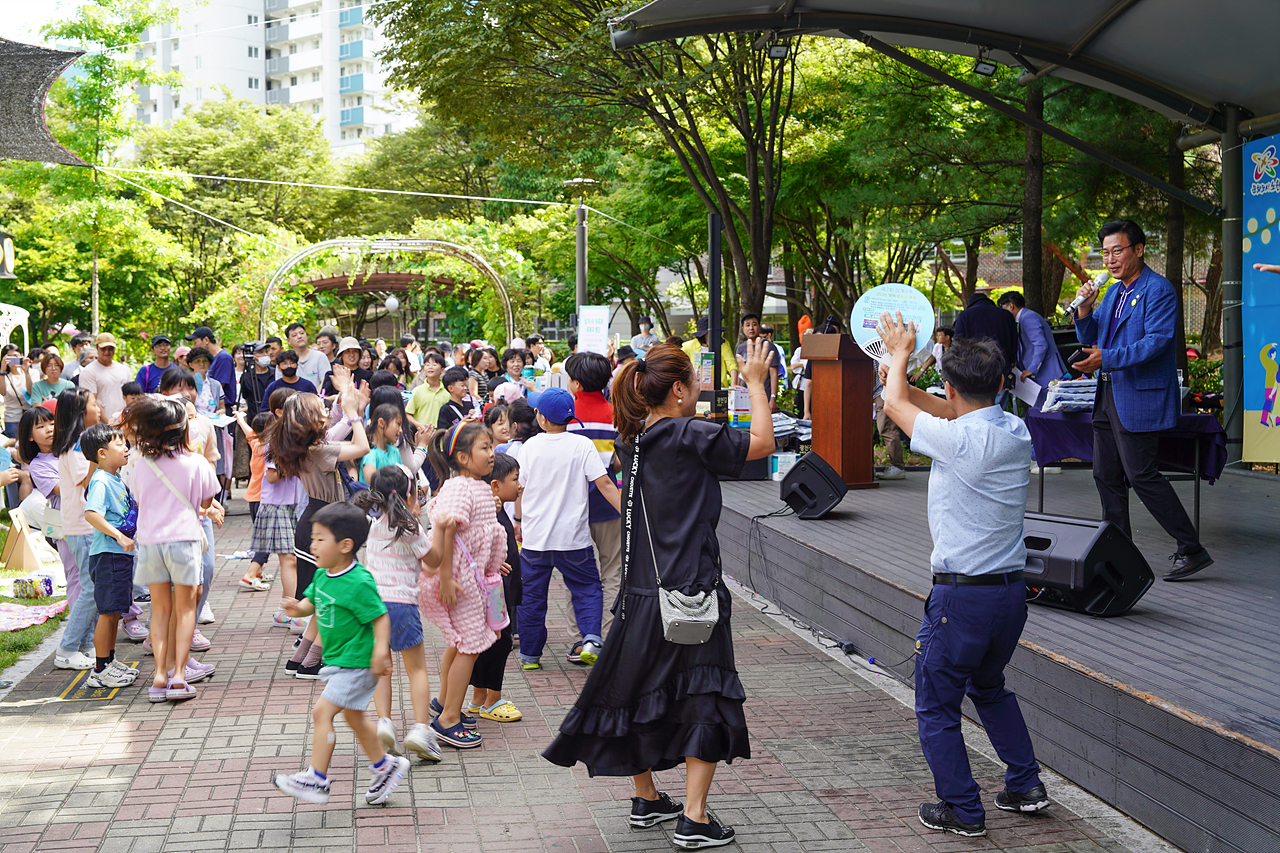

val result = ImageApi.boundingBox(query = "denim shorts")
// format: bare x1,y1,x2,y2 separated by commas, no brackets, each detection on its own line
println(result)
320,666,379,710
135,540,203,587
386,602,424,652
90,551,136,615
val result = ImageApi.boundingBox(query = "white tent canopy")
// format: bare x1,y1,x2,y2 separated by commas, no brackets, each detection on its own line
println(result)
611,0,1280,130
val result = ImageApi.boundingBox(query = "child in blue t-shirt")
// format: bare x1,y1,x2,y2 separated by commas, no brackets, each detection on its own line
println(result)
80,424,140,690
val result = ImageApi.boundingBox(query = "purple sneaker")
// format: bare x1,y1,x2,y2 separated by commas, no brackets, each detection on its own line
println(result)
121,620,149,642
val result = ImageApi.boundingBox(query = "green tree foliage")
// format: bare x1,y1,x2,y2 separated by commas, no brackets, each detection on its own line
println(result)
134,90,336,317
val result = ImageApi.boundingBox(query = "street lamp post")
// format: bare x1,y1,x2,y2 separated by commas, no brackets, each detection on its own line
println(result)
563,178,598,321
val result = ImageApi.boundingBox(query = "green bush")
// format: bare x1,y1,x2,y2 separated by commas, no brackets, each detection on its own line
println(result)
1188,359,1222,394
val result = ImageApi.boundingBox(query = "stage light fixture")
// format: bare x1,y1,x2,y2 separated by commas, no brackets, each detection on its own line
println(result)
972,48,997,77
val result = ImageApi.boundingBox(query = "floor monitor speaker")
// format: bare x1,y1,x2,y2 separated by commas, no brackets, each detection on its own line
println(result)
1023,512,1154,617
779,452,848,519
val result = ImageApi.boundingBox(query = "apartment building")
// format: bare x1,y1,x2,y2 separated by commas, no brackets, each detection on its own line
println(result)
133,0,410,155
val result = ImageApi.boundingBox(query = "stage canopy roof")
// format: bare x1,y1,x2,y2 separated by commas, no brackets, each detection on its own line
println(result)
610,0,1280,134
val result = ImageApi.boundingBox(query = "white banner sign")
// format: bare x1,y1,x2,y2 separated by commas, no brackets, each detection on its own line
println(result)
578,305,610,355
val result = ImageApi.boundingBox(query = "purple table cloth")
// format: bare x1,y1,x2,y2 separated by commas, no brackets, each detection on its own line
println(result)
1024,409,1228,483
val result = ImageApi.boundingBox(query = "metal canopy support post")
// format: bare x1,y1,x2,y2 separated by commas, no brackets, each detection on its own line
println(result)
575,203,588,317
1220,104,1244,462
858,34,1223,218
709,213,724,410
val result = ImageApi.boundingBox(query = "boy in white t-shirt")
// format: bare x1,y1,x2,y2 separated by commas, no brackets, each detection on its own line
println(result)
512,388,621,669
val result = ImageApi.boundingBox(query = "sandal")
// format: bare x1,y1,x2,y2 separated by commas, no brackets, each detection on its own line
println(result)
239,576,269,591
430,718,483,749
430,698,476,731
477,700,523,722
566,641,586,665
165,679,197,702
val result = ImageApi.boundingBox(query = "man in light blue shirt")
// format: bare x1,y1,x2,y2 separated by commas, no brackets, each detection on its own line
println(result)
878,311,1047,838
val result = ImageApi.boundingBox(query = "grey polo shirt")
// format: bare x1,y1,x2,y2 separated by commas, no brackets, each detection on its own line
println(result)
910,405,1032,576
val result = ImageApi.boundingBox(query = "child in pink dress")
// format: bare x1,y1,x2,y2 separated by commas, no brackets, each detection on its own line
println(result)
420,421,507,749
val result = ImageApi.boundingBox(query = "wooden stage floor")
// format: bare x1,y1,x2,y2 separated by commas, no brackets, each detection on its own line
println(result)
718,468,1280,853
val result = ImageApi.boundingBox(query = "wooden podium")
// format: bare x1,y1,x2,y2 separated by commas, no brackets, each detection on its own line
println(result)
800,333,878,489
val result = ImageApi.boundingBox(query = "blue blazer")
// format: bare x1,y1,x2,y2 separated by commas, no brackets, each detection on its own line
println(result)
1074,264,1179,432
1016,308,1068,394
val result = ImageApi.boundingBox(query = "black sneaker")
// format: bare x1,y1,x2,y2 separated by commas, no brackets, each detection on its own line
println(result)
995,783,1050,813
672,813,736,849
285,659,300,673
1162,549,1213,581
918,802,986,837
629,792,683,828
295,661,322,680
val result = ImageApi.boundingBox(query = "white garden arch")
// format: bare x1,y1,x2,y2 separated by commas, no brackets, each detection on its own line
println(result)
257,238,515,342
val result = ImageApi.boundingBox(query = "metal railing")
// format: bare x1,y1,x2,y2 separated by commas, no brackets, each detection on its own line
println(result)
339,6,363,27
265,23,288,44
340,106,364,126
338,40,363,60
267,89,290,105
338,73,363,93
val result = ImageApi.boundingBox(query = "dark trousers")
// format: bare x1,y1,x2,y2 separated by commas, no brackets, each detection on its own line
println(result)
1092,380,1200,554
915,579,1041,824
469,626,513,692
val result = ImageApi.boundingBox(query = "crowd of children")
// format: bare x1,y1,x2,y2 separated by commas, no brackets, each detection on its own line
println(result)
7,328,632,811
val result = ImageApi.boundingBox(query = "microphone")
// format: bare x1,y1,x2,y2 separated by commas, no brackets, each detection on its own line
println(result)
1070,271,1110,312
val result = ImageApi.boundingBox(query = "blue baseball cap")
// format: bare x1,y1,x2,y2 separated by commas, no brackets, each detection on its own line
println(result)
528,387,579,426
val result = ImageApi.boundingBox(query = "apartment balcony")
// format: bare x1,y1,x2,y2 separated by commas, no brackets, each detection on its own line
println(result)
340,106,364,126
289,14,323,41
289,81,324,103
287,48,323,72
339,6,364,27
338,73,364,93
265,0,290,11
267,88,290,105
267,56,288,74
338,40,363,60
265,23,288,44
136,85,150,101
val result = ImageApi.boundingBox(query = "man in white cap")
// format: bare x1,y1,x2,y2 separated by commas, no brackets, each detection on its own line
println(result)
78,333,132,421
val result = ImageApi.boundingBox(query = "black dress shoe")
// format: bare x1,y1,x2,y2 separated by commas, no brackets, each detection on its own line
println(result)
918,802,986,837
1162,549,1213,581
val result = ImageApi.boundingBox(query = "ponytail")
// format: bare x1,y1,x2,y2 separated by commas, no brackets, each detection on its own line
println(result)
353,466,419,539
611,343,695,445
427,421,488,484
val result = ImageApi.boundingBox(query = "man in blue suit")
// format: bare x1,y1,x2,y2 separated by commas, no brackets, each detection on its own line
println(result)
998,291,1067,407
1073,220,1212,581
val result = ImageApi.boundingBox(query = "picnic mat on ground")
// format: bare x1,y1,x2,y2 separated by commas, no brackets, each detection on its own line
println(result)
0,601,67,632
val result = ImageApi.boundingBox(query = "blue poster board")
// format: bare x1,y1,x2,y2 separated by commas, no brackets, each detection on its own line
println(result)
1241,133,1280,462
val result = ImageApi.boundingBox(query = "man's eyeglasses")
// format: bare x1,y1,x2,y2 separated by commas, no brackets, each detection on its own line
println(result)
1100,245,1132,260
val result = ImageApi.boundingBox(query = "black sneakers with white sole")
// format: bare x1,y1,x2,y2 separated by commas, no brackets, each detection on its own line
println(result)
918,802,987,837
629,791,683,828
995,783,1051,813
672,813,736,849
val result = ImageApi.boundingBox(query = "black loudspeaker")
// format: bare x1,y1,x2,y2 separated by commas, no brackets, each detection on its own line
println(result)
1022,512,1154,617
779,452,848,519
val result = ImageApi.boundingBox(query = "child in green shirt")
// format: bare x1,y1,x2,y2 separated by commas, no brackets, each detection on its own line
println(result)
274,503,409,806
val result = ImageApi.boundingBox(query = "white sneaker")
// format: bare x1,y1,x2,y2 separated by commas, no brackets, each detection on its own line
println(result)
365,755,409,805
106,659,138,681
274,768,331,804
86,663,137,688
402,723,442,763
54,651,94,670
198,604,215,625
377,718,402,756
579,639,603,665
876,465,906,481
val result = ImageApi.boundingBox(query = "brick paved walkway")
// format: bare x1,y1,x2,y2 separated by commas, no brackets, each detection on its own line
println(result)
0,503,1159,853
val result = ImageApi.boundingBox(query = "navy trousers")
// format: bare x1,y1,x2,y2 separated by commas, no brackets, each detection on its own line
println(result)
914,578,1042,824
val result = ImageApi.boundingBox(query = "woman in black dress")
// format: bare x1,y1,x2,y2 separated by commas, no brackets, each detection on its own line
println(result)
544,340,776,849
